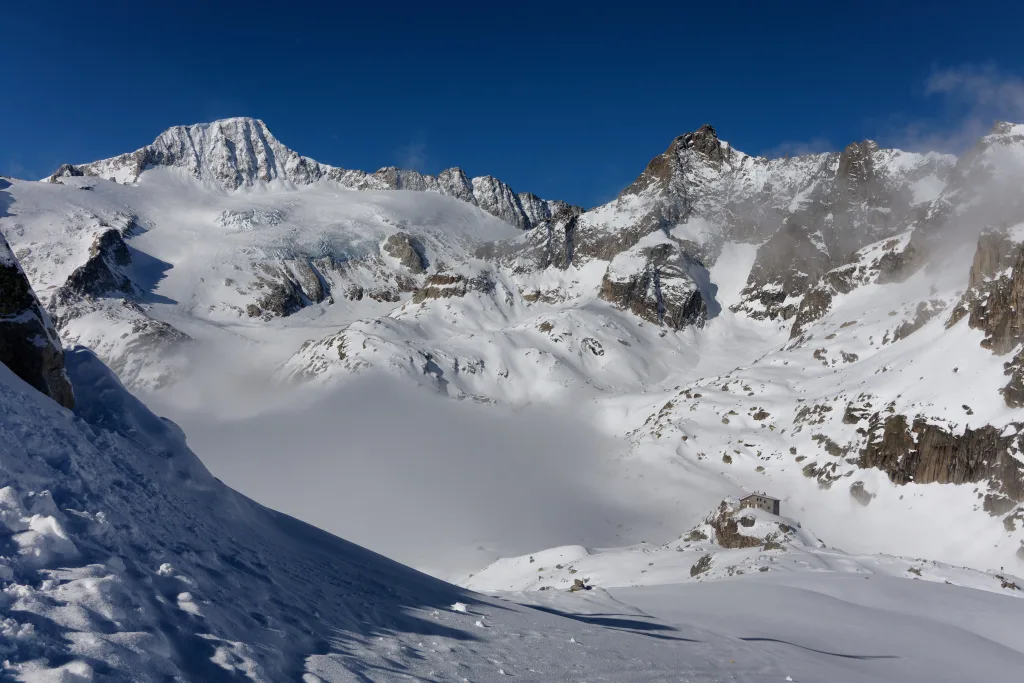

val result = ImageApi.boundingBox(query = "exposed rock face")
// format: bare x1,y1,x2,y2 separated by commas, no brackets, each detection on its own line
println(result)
787,233,922,339
690,554,712,577
412,273,468,303
948,228,1024,354
477,211,582,272
31,221,193,390
45,163,85,183
789,288,833,339
599,243,708,330
731,137,953,323
740,220,833,322
369,166,475,201
703,500,768,549
517,192,575,229
248,260,331,319
67,117,325,189
471,176,531,230
382,232,427,274
0,234,74,408
860,413,1024,511
52,229,135,306
411,271,495,304
483,124,746,283
891,300,945,343
50,117,573,231
325,255,418,305
849,481,875,506
948,228,1024,407
622,124,732,200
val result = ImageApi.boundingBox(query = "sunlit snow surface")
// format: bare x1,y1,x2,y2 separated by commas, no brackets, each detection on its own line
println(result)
2,356,1023,681
4,143,1024,680
3,164,1024,576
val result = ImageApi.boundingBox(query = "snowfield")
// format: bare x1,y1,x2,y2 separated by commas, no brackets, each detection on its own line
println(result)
3,117,1024,680
1,355,1024,681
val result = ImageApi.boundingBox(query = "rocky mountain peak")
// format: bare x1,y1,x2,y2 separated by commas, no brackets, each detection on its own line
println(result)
835,139,881,203
45,118,572,231
676,124,726,163
990,121,1024,137
620,124,728,198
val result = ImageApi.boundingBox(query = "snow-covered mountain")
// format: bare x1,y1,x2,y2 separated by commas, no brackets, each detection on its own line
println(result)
4,116,1024,679
6,118,1024,564
48,117,576,229
1,259,1022,681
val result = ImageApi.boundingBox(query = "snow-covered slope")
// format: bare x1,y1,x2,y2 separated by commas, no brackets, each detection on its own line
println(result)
5,118,1024,581
0,337,1021,681
464,497,1024,595
5,118,1024,681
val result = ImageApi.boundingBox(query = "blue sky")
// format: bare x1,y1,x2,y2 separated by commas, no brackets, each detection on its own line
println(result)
3,1,1024,208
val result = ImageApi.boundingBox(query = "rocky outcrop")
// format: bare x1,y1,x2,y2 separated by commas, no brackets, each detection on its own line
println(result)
0,234,74,408
622,124,729,198
247,260,331,319
789,288,833,339
45,163,85,183
707,507,763,549
849,481,876,506
948,228,1024,354
860,413,1024,512
517,193,575,229
471,176,531,230
690,499,794,551
738,219,833,321
599,243,707,330
411,271,494,304
787,233,924,339
891,300,945,343
730,134,953,324
382,232,427,274
368,166,475,201
947,228,1024,407
51,229,135,307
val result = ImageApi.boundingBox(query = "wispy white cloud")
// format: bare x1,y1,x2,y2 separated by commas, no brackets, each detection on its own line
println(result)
760,136,834,160
396,141,427,171
1,158,41,180
925,64,1024,114
888,64,1024,153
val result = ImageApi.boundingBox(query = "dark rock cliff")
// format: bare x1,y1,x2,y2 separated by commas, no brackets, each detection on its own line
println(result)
860,413,1024,514
598,243,708,330
0,234,75,408
739,219,833,322
51,229,136,307
382,232,428,274
947,228,1024,407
